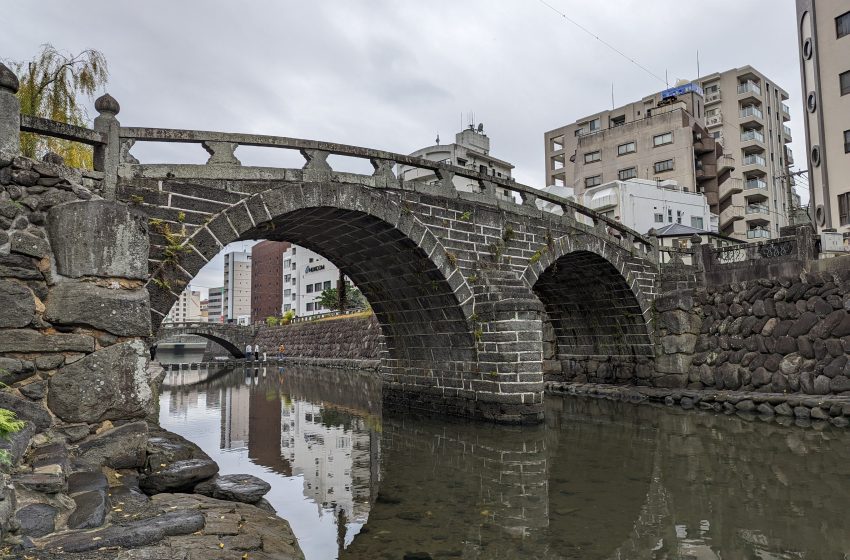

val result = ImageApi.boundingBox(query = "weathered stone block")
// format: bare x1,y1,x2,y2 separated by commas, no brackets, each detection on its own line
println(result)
15,503,56,538
77,421,148,469
194,474,271,504
47,200,148,279
661,334,697,354
44,281,150,337
0,392,52,430
0,330,94,353
9,231,49,259
47,341,154,423
0,279,35,328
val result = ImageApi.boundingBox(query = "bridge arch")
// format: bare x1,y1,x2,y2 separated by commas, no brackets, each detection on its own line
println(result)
152,325,249,359
147,181,480,415
522,234,655,383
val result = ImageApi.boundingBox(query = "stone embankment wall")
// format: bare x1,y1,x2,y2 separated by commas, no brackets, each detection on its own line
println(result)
0,152,301,557
252,314,381,370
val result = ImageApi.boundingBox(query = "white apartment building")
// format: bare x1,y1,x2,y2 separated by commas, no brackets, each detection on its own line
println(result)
796,1,850,235
544,66,794,242
163,288,202,324
398,125,515,200
541,178,715,235
282,245,347,317
207,287,224,324
223,251,252,324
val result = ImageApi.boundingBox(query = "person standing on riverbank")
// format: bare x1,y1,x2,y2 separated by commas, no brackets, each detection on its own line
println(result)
278,343,286,360
246,343,253,361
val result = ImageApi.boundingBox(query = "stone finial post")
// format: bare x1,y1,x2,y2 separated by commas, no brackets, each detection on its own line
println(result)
690,233,705,274
0,62,21,158
647,227,660,263
93,93,121,199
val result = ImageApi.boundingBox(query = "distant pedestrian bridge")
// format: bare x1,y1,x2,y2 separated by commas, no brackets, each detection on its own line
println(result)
152,322,261,359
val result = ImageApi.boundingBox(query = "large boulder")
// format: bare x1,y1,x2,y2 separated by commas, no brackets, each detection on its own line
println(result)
194,474,271,504
44,281,150,337
140,459,219,494
15,503,57,538
77,421,148,469
0,279,35,328
47,340,154,423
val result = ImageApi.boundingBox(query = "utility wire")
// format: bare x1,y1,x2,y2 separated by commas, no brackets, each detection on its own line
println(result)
536,0,668,85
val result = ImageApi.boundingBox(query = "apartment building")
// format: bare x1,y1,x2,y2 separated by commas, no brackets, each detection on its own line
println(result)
250,240,291,323
163,288,202,324
223,251,252,324
398,125,515,200
281,245,348,317
796,1,850,234
697,67,794,240
207,287,224,324
545,67,794,241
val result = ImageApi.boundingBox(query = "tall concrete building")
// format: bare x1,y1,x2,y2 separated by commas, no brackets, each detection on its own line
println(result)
398,125,515,200
163,287,202,324
250,240,290,323
282,245,349,317
223,251,252,324
207,287,224,324
796,1,850,235
545,67,794,241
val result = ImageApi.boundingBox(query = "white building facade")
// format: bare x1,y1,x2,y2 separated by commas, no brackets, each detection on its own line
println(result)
163,288,203,324
223,251,252,324
207,287,224,324
282,245,347,317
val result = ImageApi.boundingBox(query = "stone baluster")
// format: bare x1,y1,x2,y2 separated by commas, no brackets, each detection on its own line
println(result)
519,190,538,208
647,228,660,263
435,167,455,190
0,63,20,157
300,148,331,170
93,93,121,200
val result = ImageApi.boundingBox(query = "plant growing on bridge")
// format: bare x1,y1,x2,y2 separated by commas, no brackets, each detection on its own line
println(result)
460,211,472,222
446,251,458,268
7,44,109,168
502,225,515,243
0,408,25,469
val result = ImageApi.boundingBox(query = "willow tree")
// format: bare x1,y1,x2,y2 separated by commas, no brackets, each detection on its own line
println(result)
8,44,108,168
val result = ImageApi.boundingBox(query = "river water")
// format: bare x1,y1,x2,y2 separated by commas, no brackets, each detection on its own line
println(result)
158,358,850,560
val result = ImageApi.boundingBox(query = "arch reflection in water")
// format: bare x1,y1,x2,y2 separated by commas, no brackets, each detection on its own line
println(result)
159,361,850,560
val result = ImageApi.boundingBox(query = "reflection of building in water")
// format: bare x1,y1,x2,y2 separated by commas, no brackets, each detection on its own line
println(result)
248,368,291,476
280,400,374,522
221,383,251,451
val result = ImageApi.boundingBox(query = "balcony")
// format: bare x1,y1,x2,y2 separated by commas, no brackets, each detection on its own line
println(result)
696,162,717,180
693,135,715,154
741,129,765,145
782,125,792,141
739,105,763,126
719,206,744,227
705,90,722,104
742,154,766,167
720,177,743,201
785,147,794,165
589,194,618,211
744,178,767,191
738,81,762,103
706,113,723,128
747,228,770,240
781,103,791,121
718,154,735,173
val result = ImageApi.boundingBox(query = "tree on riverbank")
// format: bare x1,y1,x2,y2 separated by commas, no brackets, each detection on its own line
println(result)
6,44,108,168
318,284,366,311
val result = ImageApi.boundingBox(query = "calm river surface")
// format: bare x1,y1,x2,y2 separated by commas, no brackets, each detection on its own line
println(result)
158,358,850,560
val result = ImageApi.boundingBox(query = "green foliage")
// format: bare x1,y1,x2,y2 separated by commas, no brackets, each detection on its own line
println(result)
317,283,366,311
9,44,108,168
489,241,504,262
474,328,483,342
468,274,478,284
446,251,458,268
281,310,296,325
0,408,25,469
265,316,279,327
529,244,549,265
151,276,172,291
502,225,515,243
129,194,144,204
177,211,186,223
460,211,472,222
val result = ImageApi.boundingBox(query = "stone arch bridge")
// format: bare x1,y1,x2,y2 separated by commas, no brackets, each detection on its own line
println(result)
152,322,261,359
3,83,691,424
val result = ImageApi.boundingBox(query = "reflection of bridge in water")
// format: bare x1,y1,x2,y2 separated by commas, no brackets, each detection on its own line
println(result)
162,363,850,559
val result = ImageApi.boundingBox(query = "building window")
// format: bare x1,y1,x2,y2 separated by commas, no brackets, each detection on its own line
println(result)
667,208,673,223
617,141,636,156
457,158,467,167
584,151,601,163
839,193,850,226
585,175,602,188
691,216,704,229
845,130,850,153
676,210,683,224
306,285,313,293
306,303,314,312
841,70,850,96
654,212,664,223
654,159,674,173
837,10,850,38
314,282,322,291
618,167,637,180
324,281,332,290
704,84,718,94
611,115,625,127
653,132,673,146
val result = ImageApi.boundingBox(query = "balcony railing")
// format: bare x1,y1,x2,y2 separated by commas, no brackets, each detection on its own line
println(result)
720,206,744,224
740,105,763,119
738,81,761,96
747,229,770,239
783,125,792,137
589,194,618,210
744,178,767,191
746,204,769,215
781,103,790,116
743,154,766,166
705,90,721,103
741,129,765,143
706,114,723,127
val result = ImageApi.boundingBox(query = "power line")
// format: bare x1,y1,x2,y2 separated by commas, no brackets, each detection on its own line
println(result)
536,0,668,85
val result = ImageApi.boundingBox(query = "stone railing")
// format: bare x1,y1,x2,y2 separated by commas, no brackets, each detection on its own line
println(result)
0,62,655,256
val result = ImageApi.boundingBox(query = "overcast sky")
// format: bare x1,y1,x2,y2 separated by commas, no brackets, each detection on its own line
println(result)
4,0,807,297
